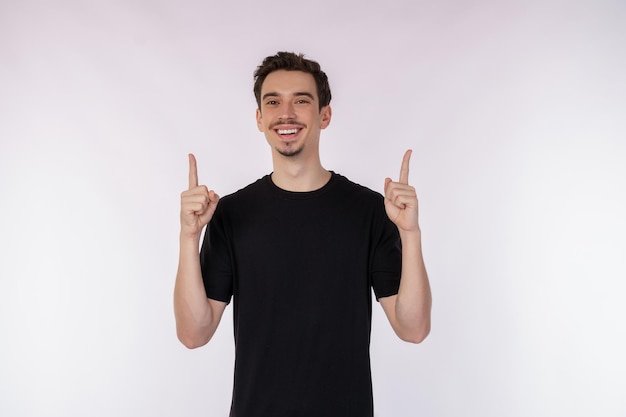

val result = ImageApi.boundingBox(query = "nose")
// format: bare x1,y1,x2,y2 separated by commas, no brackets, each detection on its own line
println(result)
278,101,296,120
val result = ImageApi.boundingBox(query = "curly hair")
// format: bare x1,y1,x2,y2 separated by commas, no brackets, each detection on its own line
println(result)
253,51,332,111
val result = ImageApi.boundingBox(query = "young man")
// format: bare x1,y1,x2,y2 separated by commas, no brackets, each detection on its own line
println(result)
174,52,431,416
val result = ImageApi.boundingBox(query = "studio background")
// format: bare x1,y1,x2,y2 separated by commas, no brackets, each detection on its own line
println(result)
1,0,625,416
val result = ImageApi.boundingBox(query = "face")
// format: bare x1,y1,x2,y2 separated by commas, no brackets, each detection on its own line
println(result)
256,70,331,158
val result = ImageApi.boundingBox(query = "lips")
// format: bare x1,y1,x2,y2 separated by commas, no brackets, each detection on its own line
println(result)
272,124,304,142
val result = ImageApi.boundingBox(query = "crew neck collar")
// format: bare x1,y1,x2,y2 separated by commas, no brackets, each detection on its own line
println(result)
264,171,338,200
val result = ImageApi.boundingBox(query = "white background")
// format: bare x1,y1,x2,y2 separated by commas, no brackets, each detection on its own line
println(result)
1,0,625,416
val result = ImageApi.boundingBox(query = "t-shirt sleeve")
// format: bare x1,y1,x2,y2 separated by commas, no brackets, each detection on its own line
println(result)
371,205,402,301
199,205,233,303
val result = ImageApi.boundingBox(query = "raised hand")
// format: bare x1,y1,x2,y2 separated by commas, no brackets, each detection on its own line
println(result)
180,154,219,239
384,150,420,233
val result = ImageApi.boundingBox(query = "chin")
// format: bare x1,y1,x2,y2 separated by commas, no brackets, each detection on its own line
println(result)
276,144,304,157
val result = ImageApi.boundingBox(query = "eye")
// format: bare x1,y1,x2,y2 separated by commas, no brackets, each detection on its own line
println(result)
296,99,310,104
265,100,279,105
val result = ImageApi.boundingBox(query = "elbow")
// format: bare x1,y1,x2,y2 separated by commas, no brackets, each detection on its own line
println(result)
179,337,206,350
400,327,430,344
393,294,432,344
174,309,218,349
176,328,211,349
397,321,431,344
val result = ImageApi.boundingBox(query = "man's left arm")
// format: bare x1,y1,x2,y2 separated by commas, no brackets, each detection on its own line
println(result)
380,149,432,343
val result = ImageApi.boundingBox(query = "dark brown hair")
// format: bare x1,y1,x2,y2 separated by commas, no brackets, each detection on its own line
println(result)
253,51,332,111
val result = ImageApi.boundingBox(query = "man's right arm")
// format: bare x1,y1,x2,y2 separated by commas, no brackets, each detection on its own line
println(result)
174,154,226,349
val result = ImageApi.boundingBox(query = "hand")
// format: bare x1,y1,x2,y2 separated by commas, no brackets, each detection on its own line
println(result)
180,154,219,239
384,150,420,233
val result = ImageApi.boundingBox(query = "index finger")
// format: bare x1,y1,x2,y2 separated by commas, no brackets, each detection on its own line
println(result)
399,149,412,184
188,153,198,189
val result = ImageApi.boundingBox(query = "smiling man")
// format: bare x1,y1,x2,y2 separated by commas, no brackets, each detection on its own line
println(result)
174,52,432,417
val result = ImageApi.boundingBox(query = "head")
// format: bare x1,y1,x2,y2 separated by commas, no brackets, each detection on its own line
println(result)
253,52,332,111
253,52,333,159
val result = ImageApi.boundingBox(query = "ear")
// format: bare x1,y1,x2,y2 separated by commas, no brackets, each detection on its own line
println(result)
256,108,264,132
320,105,332,129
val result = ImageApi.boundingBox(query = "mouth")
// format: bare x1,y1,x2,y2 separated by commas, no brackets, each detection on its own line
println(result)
277,128,299,135
273,125,303,142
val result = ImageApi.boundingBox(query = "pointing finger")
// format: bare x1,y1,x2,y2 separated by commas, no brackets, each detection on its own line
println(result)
399,149,412,184
188,153,198,190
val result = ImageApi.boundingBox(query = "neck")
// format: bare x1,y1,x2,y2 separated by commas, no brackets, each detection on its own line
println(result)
270,153,331,192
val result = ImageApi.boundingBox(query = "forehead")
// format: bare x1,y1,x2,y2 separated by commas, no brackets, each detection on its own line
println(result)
261,70,317,98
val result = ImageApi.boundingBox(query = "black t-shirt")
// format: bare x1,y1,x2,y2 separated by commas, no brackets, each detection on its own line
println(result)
200,173,401,417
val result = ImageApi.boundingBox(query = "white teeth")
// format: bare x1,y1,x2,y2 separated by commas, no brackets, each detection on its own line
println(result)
277,129,298,135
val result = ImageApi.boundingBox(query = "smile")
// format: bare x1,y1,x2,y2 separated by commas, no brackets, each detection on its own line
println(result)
277,128,300,135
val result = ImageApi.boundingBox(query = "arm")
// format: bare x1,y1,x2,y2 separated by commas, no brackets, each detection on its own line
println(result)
174,154,226,349
380,150,432,344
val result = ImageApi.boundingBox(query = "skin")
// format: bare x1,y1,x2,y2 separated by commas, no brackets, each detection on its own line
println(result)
255,70,332,192
174,153,225,348
174,69,431,348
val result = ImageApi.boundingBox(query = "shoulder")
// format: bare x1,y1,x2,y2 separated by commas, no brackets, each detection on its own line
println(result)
331,173,384,203
212,176,270,220
219,176,268,203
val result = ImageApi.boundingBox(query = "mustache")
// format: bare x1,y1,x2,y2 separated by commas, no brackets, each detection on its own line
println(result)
269,120,306,129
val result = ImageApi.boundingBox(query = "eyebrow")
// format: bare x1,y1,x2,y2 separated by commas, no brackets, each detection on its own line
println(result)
262,91,315,101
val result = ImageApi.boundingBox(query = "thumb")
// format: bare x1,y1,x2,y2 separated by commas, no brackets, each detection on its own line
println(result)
384,177,392,195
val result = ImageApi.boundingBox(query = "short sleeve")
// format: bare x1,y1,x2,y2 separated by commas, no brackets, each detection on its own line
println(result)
199,205,233,303
371,206,402,301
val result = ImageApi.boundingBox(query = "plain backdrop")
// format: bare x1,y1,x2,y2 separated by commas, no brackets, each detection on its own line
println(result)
1,0,625,416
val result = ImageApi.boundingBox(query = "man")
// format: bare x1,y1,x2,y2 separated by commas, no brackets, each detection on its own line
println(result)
174,52,431,416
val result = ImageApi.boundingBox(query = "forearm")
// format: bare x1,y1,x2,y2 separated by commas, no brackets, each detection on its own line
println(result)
174,234,216,348
395,229,432,342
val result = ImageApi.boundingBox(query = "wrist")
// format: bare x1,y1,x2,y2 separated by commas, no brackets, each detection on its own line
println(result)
180,230,202,246
399,228,422,245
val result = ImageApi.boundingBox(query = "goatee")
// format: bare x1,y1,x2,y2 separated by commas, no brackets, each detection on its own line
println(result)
276,144,304,157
